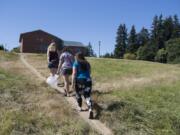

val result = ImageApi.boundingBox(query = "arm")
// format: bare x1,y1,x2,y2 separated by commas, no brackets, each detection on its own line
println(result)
57,62,62,74
71,66,77,90
47,49,50,63
57,55,63,74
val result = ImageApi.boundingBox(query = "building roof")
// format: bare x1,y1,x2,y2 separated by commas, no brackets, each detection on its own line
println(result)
63,41,85,47
19,29,86,48
19,29,62,42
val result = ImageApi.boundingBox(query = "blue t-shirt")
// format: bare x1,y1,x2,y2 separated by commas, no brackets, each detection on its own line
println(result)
73,61,91,79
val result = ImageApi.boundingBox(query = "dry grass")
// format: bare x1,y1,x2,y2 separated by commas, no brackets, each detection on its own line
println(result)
12,53,180,135
24,54,180,92
0,52,98,135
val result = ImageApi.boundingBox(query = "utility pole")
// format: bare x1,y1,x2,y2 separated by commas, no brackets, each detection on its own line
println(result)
98,41,101,58
4,44,6,52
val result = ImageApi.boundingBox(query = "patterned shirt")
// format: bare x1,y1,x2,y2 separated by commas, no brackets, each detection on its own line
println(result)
59,52,74,69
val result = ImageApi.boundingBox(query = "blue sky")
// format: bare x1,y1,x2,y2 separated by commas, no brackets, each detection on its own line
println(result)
0,0,180,55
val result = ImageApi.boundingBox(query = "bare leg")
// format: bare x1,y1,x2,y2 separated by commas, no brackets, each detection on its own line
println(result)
52,68,57,76
50,68,53,76
63,75,70,96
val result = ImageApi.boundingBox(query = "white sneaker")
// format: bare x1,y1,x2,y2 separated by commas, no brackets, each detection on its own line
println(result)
77,106,82,111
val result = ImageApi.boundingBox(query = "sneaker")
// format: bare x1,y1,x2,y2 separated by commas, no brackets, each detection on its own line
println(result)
67,93,71,97
89,110,93,119
63,89,67,96
77,106,82,112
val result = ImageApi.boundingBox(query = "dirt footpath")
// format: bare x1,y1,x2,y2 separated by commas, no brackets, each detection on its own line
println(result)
20,53,113,135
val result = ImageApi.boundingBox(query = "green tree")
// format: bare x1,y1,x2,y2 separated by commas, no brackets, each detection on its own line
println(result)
136,43,156,61
151,14,164,49
0,44,4,50
163,16,174,41
87,42,95,57
137,27,149,46
155,48,167,63
151,15,159,40
127,25,138,53
114,24,128,58
172,15,180,38
166,38,180,63
103,52,114,58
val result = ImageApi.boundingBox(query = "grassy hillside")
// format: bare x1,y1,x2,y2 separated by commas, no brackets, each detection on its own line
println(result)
4,53,180,135
0,52,98,135
90,58,180,135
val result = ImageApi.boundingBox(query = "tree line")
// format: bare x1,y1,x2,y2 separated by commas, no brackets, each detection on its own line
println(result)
104,14,180,63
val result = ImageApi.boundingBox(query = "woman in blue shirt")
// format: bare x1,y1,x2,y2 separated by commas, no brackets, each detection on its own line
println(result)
71,52,93,119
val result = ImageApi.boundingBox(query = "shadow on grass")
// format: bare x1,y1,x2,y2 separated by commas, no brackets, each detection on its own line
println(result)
92,90,114,119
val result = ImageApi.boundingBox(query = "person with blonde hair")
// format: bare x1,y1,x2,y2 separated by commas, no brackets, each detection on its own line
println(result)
47,42,59,76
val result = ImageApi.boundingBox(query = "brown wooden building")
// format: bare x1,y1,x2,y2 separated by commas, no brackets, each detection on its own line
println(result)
19,30,88,55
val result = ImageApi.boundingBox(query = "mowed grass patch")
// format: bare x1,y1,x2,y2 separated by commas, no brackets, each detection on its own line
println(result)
88,58,180,91
88,57,180,82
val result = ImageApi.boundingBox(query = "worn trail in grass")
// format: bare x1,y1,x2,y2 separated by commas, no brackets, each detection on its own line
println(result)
17,53,180,135
20,53,113,135
0,51,98,135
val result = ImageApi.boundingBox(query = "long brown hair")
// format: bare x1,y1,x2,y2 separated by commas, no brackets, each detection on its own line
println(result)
75,52,90,71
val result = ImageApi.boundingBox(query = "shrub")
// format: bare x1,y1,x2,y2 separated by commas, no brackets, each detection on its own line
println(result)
11,47,20,53
155,48,167,63
136,44,156,61
0,44,4,50
123,53,136,60
103,53,114,58
166,38,180,63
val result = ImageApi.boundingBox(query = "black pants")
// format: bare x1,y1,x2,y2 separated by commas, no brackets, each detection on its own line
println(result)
75,78,92,109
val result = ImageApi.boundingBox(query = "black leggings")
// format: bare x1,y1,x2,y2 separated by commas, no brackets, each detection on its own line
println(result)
75,78,92,109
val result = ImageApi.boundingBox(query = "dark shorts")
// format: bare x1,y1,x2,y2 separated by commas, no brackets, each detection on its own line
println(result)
62,68,72,76
48,60,59,69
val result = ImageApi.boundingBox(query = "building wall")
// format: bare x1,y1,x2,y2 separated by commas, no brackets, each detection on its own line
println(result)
20,31,87,55
21,31,58,53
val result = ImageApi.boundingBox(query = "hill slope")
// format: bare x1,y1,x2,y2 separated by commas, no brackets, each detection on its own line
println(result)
1,52,180,135
24,54,180,135
0,52,98,135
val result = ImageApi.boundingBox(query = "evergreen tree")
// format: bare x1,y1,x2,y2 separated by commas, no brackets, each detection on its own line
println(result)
151,15,159,40
87,42,95,57
163,16,174,41
137,27,149,46
114,24,128,58
0,44,4,50
172,15,180,38
151,15,165,49
127,25,138,53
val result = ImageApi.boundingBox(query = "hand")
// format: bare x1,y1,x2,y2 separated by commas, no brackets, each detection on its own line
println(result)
71,85,75,91
56,70,60,75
